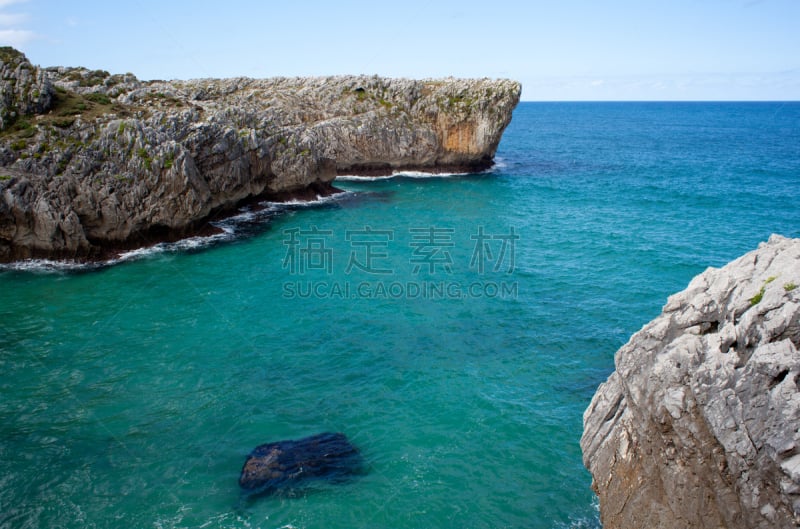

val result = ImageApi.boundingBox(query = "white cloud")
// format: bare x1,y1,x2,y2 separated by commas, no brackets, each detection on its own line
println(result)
0,28,35,47
0,0,35,49
0,12,27,26
0,0,29,7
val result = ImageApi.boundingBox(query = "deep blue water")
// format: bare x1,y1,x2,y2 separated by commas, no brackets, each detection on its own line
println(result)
1,102,798,528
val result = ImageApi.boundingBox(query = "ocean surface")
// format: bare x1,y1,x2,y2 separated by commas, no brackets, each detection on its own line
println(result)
1,102,799,529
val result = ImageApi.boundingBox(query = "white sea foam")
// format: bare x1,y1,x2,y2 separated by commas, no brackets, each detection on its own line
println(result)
0,231,237,274
335,174,396,181
115,231,232,263
0,258,94,273
268,190,352,207
0,191,355,273
394,170,468,178
493,156,508,170
337,166,500,181
336,170,467,181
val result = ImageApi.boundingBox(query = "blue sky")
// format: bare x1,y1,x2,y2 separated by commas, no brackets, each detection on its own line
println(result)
1,0,798,100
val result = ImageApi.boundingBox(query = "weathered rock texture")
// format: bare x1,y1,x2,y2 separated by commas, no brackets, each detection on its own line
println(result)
582,235,800,529
0,47,520,261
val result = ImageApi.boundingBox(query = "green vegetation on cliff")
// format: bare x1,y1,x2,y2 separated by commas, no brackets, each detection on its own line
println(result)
0,47,520,262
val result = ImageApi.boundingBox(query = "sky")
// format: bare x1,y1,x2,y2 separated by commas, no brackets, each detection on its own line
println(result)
1,0,798,101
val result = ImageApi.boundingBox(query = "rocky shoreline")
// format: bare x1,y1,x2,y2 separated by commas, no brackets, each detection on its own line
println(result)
582,235,800,529
0,47,520,262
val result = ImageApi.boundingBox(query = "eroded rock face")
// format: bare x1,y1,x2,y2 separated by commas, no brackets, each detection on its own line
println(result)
0,49,520,262
581,235,800,529
0,47,53,128
239,432,362,494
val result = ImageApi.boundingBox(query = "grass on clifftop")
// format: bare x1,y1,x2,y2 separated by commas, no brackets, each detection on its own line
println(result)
0,46,25,64
48,87,131,124
1,87,135,141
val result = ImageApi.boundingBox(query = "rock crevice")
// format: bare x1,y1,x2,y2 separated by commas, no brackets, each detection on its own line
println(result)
582,235,800,529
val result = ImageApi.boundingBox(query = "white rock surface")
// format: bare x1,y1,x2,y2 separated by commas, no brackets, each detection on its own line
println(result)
582,234,800,529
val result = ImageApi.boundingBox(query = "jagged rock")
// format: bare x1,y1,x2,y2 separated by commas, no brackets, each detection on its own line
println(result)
581,235,800,529
239,432,363,494
0,48,520,262
0,47,54,129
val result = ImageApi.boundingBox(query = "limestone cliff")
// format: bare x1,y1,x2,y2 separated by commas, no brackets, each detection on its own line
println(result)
582,235,800,529
0,48,520,262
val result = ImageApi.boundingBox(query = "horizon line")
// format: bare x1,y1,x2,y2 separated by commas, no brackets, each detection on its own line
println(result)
518,99,800,103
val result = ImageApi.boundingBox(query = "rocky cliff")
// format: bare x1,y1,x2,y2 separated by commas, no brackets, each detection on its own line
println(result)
582,235,800,529
0,47,520,262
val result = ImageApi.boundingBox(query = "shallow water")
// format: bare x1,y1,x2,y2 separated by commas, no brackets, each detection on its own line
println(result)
1,102,799,528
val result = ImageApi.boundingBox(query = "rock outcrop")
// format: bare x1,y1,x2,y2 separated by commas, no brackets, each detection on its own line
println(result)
0,47,520,262
582,235,800,529
239,432,362,494
0,47,53,128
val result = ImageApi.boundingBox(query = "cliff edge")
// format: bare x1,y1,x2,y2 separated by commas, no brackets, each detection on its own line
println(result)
0,47,520,261
582,235,800,528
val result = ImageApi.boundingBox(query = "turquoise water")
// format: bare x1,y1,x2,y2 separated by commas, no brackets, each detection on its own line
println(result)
1,102,799,528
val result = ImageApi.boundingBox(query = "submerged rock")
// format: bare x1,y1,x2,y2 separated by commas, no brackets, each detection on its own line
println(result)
239,432,362,493
581,235,800,529
0,48,521,262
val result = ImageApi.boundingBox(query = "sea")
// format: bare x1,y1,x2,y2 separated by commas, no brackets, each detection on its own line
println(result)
1,102,799,529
